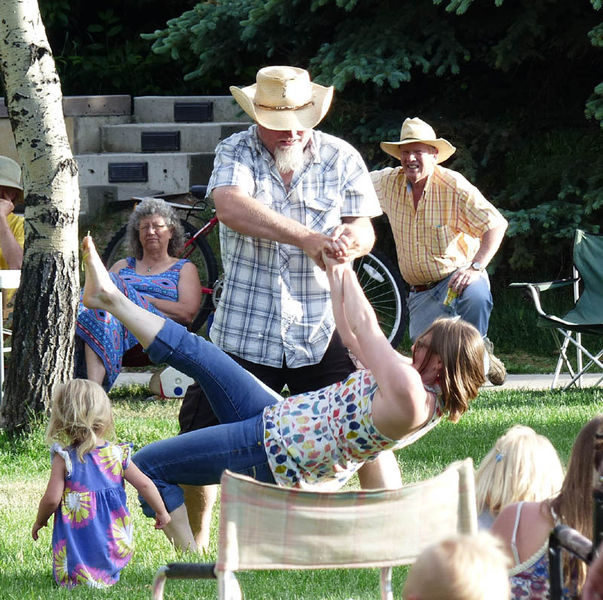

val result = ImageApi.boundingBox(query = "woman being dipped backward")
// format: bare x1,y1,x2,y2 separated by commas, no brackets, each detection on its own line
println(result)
81,235,486,551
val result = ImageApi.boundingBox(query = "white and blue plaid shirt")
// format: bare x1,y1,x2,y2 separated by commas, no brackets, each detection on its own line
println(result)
207,125,381,367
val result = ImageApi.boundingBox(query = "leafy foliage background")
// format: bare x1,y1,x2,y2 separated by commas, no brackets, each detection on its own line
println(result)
36,0,603,283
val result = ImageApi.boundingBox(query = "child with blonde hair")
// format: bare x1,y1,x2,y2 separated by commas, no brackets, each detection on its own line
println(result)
32,379,171,588
402,532,511,600
475,424,564,529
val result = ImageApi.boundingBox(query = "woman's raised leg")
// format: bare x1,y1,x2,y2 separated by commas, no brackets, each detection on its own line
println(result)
83,236,281,423
81,236,165,348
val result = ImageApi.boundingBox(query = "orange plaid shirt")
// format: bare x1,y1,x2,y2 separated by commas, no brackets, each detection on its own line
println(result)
371,166,507,286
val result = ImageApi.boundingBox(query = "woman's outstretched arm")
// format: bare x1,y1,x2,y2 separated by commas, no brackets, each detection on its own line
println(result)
324,252,430,439
81,236,165,348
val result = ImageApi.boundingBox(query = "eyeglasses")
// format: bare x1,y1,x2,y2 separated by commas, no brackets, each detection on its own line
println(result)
139,223,168,232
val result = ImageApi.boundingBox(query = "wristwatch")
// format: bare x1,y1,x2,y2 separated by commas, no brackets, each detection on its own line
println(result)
470,261,483,271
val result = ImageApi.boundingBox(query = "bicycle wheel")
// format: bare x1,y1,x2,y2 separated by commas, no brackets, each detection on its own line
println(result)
354,249,407,348
101,219,219,335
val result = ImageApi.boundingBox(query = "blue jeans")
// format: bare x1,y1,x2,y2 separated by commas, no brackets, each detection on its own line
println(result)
133,320,279,516
408,271,493,340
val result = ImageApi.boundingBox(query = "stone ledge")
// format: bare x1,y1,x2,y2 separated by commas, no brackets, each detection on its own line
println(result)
0,95,132,118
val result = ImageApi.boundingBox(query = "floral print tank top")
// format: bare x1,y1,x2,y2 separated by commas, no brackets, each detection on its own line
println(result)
262,369,444,488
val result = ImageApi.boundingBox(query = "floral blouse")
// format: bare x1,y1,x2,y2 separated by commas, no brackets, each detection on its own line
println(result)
263,369,444,488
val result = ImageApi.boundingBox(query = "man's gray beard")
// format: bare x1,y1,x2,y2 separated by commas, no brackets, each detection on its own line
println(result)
274,144,305,175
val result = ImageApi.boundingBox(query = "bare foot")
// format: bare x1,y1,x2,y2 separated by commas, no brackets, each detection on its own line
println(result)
81,236,119,310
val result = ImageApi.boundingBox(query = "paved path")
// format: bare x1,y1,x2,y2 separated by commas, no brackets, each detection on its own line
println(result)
115,370,602,392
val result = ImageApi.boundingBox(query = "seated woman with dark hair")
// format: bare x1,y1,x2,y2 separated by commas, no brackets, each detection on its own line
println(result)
76,198,201,390
492,414,603,600
80,234,486,551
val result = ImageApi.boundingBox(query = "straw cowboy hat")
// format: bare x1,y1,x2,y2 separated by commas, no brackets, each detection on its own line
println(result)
229,66,334,131
380,117,456,163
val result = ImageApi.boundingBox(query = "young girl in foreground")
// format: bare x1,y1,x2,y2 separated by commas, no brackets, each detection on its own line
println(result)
80,236,486,551
32,379,171,588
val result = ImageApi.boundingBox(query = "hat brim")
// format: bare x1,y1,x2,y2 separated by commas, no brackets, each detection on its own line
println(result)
380,138,456,164
230,83,334,130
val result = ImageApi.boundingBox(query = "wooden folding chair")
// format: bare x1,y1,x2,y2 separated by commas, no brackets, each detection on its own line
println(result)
151,458,477,600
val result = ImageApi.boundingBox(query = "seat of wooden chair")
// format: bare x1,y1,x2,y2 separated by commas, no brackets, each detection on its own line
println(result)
152,458,478,600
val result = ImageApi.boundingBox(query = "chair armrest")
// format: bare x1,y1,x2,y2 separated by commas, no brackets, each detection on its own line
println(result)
549,525,593,600
509,278,577,292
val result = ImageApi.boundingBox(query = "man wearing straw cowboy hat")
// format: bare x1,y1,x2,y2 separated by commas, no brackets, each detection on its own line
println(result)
371,117,508,385
0,155,24,272
177,66,399,550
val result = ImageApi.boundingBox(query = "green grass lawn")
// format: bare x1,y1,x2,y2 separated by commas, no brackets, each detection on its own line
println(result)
0,385,600,599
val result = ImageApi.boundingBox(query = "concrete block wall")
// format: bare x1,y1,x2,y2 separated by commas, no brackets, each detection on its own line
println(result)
0,94,251,220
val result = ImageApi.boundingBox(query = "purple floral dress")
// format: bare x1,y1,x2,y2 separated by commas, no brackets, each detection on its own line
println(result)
76,257,188,389
50,442,134,588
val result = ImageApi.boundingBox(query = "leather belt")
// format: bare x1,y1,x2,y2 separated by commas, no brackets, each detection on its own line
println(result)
409,280,443,293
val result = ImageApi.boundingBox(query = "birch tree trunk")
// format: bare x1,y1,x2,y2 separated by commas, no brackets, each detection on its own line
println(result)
0,0,80,432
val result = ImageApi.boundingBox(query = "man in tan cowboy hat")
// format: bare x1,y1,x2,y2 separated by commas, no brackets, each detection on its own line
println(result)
0,155,24,271
371,117,508,385
177,66,399,550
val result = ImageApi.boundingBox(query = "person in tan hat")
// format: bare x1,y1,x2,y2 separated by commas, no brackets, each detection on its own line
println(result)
0,155,24,271
176,66,398,550
371,117,508,385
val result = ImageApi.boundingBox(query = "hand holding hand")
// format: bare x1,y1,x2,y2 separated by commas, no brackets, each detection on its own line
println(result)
154,511,171,530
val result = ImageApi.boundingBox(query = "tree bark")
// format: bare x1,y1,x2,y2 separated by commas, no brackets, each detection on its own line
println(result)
0,0,80,432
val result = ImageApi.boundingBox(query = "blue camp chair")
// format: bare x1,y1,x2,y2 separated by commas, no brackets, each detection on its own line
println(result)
510,229,603,390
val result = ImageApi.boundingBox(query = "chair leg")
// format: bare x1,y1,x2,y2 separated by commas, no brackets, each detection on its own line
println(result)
551,330,575,389
218,571,243,600
552,328,603,390
380,566,393,600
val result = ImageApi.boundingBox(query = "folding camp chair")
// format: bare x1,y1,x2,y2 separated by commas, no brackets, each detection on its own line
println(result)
151,458,477,600
548,425,603,599
510,229,603,390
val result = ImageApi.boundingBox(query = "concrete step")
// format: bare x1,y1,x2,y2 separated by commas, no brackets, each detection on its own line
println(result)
101,121,249,153
133,96,249,124
75,152,215,197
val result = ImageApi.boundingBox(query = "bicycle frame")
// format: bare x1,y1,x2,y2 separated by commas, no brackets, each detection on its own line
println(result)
181,214,219,298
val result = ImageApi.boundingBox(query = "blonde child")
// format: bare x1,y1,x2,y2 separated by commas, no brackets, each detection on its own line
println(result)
475,424,564,528
402,532,511,600
32,379,171,588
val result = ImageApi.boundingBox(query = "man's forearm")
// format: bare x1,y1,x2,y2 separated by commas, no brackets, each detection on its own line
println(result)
472,223,507,268
214,186,325,248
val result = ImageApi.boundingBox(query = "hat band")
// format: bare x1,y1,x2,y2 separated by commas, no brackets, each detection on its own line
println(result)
254,100,314,112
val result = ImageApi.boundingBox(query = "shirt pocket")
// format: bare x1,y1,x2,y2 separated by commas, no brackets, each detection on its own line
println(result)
253,182,275,209
429,224,456,257
302,195,340,232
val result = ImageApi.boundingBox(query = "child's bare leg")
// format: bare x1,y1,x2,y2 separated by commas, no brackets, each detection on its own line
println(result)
82,236,164,348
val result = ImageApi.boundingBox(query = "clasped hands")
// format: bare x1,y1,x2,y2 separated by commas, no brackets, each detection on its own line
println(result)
307,224,357,270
